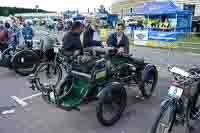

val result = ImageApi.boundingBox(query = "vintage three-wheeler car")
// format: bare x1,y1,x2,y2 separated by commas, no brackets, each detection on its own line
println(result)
29,47,158,126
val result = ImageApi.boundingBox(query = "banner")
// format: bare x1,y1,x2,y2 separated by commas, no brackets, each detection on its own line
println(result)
148,31,177,41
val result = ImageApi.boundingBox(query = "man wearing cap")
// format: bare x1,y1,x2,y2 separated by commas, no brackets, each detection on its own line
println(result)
107,22,129,54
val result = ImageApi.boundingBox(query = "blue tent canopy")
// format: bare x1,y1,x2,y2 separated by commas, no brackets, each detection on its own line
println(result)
130,2,192,41
133,2,191,15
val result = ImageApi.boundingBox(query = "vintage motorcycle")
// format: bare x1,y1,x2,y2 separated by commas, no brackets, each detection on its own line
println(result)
151,67,200,133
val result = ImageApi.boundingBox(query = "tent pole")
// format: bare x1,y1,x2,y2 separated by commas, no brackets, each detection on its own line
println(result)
190,14,192,32
175,13,177,32
148,15,150,31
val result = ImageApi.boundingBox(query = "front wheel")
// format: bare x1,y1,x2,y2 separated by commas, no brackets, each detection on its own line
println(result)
96,83,127,126
150,100,176,133
34,62,63,92
185,82,200,131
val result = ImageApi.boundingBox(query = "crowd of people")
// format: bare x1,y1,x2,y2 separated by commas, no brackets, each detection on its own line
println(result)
0,18,34,53
0,16,130,62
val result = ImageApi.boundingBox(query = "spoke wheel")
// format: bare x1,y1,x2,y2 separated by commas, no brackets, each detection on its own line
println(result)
34,62,62,92
151,101,175,133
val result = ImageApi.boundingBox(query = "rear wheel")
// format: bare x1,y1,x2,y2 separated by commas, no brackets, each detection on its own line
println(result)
151,101,176,133
96,83,127,126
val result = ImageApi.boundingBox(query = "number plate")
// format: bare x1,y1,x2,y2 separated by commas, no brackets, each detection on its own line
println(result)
168,86,183,99
54,47,59,53
96,70,106,80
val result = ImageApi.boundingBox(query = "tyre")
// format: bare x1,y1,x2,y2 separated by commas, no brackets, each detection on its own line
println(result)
11,50,39,76
186,81,200,131
186,99,196,132
140,67,158,98
34,62,63,92
96,83,127,126
151,100,176,133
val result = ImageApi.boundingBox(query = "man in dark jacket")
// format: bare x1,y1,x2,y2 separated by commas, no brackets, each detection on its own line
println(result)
107,22,129,54
62,21,82,55
83,23,101,48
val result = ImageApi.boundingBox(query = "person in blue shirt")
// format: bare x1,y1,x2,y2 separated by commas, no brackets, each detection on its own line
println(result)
22,21,34,48
0,24,9,52
9,23,19,49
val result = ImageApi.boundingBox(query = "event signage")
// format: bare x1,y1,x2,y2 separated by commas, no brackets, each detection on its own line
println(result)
134,30,148,46
148,31,177,42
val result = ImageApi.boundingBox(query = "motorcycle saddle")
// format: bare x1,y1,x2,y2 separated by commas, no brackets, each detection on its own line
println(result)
125,56,145,66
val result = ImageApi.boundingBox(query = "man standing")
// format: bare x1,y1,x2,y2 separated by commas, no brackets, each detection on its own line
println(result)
22,21,34,48
62,21,82,56
107,22,129,54
83,20,102,48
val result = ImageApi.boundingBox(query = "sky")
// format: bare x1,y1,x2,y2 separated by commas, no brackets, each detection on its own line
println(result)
0,0,121,11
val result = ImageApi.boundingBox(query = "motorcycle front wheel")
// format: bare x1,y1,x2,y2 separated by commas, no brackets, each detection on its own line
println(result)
34,62,63,92
150,100,176,133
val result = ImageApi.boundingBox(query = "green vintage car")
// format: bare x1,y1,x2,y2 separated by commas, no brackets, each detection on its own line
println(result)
29,47,158,126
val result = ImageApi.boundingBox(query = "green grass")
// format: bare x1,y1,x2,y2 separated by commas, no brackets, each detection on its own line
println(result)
177,34,200,44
